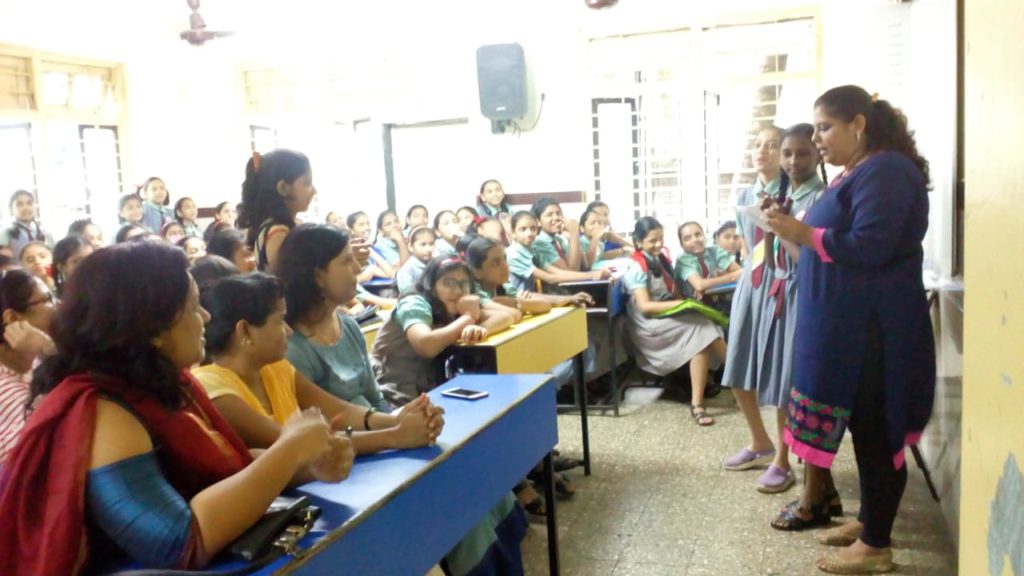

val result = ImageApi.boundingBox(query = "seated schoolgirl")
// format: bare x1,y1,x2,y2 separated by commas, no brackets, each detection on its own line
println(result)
371,256,516,405
52,235,94,298
202,201,236,242
433,210,461,256
0,190,55,257
195,272,441,455
0,268,56,463
506,211,609,293
207,229,257,273
20,241,54,290
713,220,743,264
0,240,350,574
476,179,511,219
118,193,145,229
138,176,174,233
586,200,634,255
67,218,104,248
115,223,149,243
177,236,207,265
674,221,742,300
455,205,479,234
161,221,187,245
372,210,410,268
347,211,395,281
403,204,429,236
467,236,593,316
173,197,201,238
396,227,436,295
624,217,728,426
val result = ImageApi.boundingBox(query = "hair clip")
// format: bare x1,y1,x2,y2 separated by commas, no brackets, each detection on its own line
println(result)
252,151,262,174
871,92,880,103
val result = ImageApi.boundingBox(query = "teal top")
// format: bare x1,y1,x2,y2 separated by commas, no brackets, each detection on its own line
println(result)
673,246,735,298
396,257,426,295
531,231,566,269
392,294,434,328
506,242,537,292
579,235,606,269
373,237,402,266
286,312,391,412
623,259,673,300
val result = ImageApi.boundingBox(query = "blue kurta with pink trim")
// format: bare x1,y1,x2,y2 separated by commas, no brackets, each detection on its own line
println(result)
785,151,935,470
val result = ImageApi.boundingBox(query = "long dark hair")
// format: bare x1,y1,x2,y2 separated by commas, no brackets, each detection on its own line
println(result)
275,224,350,325
52,235,92,296
632,216,672,276
782,123,828,184
0,268,41,327
815,85,929,184
203,273,282,357
207,229,247,263
412,255,473,326
30,241,193,409
465,236,499,270
174,196,196,224
237,149,311,247
191,254,240,294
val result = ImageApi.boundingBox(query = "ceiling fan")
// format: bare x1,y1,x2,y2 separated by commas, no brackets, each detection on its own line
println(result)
179,0,234,46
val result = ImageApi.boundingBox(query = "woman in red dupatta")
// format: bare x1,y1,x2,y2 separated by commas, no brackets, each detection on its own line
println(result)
0,240,352,575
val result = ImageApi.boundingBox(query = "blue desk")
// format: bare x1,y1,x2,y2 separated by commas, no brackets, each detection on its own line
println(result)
362,278,397,297
558,278,626,416
248,374,561,575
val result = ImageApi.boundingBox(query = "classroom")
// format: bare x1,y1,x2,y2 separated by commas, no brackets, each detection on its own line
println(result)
0,0,1017,574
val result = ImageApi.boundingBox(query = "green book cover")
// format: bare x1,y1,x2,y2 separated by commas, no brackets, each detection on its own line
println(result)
655,300,729,326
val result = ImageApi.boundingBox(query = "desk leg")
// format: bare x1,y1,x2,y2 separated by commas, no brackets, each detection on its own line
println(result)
576,353,591,476
608,312,619,417
543,452,560,576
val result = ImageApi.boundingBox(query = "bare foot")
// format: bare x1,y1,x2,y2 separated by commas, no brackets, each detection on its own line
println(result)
816,520,863,546
835,539,889,562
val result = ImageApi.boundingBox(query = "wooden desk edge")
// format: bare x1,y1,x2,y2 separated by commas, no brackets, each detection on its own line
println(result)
456,306,583,348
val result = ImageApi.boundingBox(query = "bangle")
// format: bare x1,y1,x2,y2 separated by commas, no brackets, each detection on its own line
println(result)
363,407,377,431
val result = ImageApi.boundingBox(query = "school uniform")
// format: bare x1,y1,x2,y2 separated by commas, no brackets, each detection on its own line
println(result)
0,220,54,257
433,237,458,257
372,237,402,267
622,257,723,377
395,257,427,295
182,221,202,239
531,230,568,269
476,203,506,218
506,242,539,293
754,175,825,407
371,295,439,405
721,175,781,402
580,235,606,270
673,246,735,299
141,201,172,233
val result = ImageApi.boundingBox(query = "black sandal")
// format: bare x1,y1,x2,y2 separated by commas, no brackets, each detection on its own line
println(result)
513,481,547,516
771,499,832,531
826,489,843,517
690,404,715,426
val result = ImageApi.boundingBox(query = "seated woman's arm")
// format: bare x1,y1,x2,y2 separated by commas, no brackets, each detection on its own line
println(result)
484,298,522,323
405,317,475,359
88,400,312,567
533,265,609,285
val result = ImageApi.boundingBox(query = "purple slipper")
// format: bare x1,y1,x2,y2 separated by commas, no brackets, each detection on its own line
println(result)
722,447,775,471
757,465,796,493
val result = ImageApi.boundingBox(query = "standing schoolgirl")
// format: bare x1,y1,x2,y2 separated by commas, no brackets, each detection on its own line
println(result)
476,179,511,219
138,177,174,233
236,149,316,272
174,196,202,238
720,125,797,492
624,217,727,426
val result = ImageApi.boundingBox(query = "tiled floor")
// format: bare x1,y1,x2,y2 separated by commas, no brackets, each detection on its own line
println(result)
520,385,959,576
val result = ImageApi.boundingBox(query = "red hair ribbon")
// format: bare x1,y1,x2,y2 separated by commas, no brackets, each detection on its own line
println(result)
252,151,262,174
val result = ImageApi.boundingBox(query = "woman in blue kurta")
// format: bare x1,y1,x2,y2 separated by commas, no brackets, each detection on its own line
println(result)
765,86,934,575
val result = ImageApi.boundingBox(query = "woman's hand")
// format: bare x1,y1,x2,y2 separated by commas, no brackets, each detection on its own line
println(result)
460,325,488,343
569,292,595,306
4,321,55,356
388,228,405,244
278,408,333,466
350,236,372,266
763,207,813,246
393,398,435,448
308,435,355,483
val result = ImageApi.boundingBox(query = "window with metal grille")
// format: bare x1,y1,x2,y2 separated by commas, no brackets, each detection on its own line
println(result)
589,17,819,247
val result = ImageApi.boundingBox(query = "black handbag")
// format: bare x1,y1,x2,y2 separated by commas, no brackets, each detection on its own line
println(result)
106,495,321,576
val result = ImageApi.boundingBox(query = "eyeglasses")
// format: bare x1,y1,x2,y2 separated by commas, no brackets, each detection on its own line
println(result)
26,292,55,307
440,277,474,293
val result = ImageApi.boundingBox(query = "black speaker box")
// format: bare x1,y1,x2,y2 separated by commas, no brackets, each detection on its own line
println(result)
476,43,528,121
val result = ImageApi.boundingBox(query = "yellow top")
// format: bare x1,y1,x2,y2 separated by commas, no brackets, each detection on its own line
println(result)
193,359,299,425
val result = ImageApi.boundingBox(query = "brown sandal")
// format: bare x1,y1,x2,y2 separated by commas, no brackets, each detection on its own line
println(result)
690,405,715,426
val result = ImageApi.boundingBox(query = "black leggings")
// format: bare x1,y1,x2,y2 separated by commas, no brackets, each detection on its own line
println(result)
849,319,908,548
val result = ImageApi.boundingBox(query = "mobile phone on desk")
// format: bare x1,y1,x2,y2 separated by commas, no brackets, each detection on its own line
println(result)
441,388,489,400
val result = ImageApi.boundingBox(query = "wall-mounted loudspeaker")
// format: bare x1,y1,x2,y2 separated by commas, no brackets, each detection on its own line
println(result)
476,43,528,122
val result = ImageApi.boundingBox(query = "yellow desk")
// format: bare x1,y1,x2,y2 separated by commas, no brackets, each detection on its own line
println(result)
360,320,383,349
450,305,592,474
